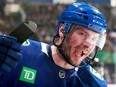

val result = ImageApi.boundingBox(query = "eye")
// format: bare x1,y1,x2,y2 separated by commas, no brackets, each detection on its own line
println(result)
92,37,96,41
76,30,87,39
79,31,86,36
91,36,99,42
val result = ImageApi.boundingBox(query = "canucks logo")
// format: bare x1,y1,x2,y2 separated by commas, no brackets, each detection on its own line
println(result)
22,40,30,46
90,66,104,80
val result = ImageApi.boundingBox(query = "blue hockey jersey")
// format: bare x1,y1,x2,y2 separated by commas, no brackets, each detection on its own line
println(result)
0,39,107,87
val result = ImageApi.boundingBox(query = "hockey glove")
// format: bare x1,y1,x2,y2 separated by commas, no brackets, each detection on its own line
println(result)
0,34,22,73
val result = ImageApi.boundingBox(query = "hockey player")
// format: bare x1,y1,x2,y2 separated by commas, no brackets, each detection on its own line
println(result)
0,2,107,87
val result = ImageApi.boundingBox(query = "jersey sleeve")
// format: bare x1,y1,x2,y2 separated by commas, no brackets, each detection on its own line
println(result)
77,61,108,87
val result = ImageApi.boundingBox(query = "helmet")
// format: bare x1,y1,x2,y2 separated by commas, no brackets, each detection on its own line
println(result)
55,2,107,50
56,2,107,36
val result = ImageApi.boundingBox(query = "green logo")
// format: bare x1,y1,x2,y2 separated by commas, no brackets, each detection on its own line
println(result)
22,40,30,46
19,66,37,84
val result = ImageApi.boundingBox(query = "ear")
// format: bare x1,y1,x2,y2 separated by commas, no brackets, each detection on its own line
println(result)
58,23,64,38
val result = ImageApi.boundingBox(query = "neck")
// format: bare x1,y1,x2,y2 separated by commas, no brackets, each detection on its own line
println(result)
51,46,74,69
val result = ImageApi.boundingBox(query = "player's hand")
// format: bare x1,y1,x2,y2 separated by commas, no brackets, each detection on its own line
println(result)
0,34,22,74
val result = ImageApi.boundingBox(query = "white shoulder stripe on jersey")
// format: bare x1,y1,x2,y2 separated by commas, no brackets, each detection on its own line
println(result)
41,43,49,57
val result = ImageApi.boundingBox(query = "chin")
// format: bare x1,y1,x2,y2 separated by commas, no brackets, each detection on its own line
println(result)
70,59,82,66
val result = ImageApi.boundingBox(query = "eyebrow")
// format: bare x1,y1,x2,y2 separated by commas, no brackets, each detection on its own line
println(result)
74,26,88,34
74,25,100,38
74,25,85,30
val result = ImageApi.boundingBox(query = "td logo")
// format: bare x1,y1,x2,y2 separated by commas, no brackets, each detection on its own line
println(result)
19,66,37,84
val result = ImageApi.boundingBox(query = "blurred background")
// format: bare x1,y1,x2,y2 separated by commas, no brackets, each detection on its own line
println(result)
0,0,116,86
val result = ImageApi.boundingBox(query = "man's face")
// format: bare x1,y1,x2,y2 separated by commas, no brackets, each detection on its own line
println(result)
61,25,100,66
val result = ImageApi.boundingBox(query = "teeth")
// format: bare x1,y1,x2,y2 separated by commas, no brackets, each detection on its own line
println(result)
73,48,88,57
83,51,86,54
81,51,88,56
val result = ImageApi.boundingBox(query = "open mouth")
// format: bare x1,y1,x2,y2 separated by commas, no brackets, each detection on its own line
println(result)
72,48,88,59
81,51,85,57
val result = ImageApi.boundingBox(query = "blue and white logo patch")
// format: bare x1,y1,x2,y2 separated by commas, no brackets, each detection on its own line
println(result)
90,66,104,80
